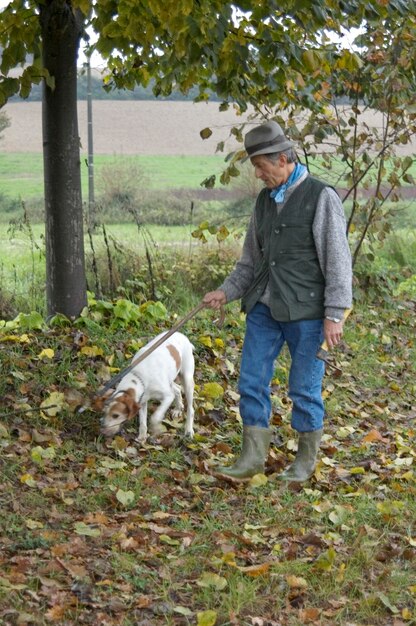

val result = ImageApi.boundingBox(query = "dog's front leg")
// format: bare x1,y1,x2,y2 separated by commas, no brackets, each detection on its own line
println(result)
136,402,148,443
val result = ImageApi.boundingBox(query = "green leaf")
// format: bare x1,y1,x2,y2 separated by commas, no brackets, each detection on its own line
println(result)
159,534,181,546
74,522,101,537
196,572,227,590
14,311,46,330
31,446,56,464
313,546,336,571
174,606,193,616
201,174,216,188
115,489,135,507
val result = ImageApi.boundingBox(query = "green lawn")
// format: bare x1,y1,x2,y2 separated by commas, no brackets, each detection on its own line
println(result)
0,153,227,200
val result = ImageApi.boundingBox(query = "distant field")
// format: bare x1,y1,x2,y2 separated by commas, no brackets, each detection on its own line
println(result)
0,153,226,200
1,100,249,156
2,100,415,203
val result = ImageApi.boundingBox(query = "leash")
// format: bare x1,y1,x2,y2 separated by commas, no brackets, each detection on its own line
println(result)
94,301,224,398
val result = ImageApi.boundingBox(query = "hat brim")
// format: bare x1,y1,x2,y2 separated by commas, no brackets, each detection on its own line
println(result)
243,139,295,162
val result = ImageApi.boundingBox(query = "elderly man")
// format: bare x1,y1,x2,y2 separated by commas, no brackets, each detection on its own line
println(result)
203,120,352,482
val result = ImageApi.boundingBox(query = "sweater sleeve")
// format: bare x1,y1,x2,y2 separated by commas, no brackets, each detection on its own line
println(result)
313,187,353,318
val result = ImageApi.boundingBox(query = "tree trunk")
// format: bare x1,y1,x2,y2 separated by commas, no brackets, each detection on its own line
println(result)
40,0,87,318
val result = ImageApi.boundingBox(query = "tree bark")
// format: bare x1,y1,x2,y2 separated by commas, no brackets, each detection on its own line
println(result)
40,0,87,318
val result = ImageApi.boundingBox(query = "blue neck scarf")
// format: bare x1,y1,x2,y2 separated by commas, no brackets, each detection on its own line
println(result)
270,163,307,203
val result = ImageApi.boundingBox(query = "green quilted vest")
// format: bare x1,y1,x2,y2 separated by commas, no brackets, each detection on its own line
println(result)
242,176,329,322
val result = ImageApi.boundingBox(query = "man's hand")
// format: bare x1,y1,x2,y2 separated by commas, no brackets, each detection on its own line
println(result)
203,289,227,310
323,319,344,350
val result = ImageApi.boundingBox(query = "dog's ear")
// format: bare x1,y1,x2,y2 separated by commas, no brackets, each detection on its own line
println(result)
124,388,139,419
91,389,113,412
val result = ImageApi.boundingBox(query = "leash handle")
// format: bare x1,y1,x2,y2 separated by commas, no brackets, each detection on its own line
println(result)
95,301,208,397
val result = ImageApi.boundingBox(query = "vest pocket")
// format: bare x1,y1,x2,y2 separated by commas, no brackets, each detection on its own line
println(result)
295,285,325,302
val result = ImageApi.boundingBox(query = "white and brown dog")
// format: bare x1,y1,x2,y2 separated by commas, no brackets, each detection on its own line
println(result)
97,332,195,442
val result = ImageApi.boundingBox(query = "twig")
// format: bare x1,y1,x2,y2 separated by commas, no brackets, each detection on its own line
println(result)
0,404,59,419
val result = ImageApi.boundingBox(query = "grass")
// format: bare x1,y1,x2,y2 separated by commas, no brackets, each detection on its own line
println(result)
0,153,227,200
0,221,240,315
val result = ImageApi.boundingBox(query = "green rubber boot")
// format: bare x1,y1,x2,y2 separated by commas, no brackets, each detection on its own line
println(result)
278,429,323,483
215,425,272,482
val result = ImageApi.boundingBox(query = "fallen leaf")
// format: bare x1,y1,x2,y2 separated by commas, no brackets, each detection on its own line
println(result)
38,348,54,359
299,607,321,622
197,610,217,626
196,572,227,590
286,575,308,589
362,429,383,443
249,473,268,487
236,563,270,577
115,489,135,507
74,522,101,537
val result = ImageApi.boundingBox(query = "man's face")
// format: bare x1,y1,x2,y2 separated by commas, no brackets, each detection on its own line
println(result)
250,153,293,189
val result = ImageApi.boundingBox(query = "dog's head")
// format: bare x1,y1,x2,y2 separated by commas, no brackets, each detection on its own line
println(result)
94,388,139,438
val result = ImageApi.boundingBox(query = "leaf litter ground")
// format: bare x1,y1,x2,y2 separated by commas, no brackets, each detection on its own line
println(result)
0,298,415,626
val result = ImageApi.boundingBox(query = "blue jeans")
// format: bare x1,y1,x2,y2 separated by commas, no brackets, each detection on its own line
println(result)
238,303,325,432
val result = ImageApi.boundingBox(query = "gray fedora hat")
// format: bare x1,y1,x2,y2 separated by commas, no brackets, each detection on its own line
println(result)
244,120,294,159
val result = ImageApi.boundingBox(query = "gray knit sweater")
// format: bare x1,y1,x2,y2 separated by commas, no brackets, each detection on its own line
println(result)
219,171,353,320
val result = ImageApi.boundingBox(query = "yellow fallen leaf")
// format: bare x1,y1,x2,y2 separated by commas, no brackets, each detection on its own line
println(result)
286,574,308,589
0,333,30,343
38,348,54,359
197,610,217,626
200,382,224,400
20,473,36,487
198,335,212,348
336,562,346,583
40,392,66,417
236,562,270,577
249,473,268,488
80,345,104,357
